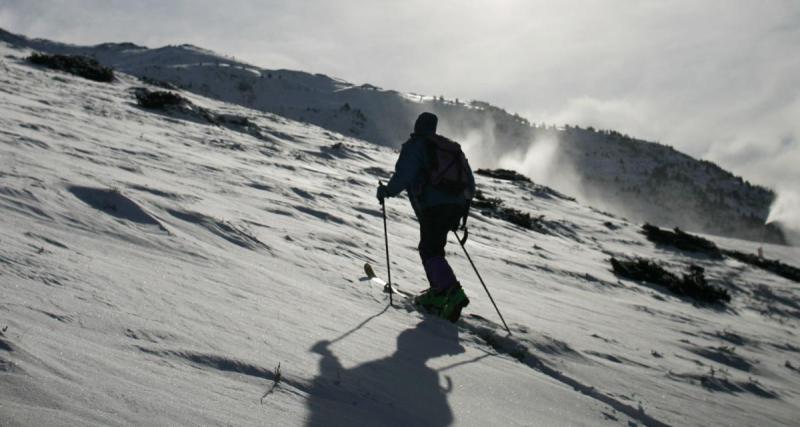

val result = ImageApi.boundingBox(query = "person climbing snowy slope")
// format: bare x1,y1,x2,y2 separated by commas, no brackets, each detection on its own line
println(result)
376,112,476,322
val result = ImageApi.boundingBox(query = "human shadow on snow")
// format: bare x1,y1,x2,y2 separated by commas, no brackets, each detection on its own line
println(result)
306,317,465,427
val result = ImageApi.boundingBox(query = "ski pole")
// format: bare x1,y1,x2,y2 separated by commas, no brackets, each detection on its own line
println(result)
379,181,393,307
453,230,511,335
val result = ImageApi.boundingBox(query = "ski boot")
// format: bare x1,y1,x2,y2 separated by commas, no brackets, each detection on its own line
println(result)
441,284,470,323
414,287,448,315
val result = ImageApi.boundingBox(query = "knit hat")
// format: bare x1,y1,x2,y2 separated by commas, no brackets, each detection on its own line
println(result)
414,112,438,136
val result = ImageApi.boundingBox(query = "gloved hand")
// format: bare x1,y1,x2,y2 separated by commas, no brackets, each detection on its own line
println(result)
376,185,388,204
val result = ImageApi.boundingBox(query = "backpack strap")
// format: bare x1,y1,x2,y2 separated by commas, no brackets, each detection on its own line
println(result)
456,199,470,244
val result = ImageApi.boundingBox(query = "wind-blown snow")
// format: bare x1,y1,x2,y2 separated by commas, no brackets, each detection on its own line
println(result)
1,42,799,426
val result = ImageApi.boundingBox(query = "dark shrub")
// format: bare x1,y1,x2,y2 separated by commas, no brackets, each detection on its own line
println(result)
676,265,731,304
641,223,722,258
215,113,252,127
641,224,800,283
611,258,678,285
28,53,114,82
722,250,800,283
611,257,730,304
472,189,503,209
476,169,531,183
131,88,262,140
502,208,535,230
473,189,540,231
134,88,187,109
139,75,178,90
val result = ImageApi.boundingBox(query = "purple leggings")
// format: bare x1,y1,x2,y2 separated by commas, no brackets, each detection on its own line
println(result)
418,204,464,291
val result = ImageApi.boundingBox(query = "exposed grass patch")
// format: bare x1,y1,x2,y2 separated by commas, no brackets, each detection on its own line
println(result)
28,53,114,82
611,257,730,304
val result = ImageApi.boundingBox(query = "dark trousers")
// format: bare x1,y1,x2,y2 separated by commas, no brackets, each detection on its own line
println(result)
418,204,463,290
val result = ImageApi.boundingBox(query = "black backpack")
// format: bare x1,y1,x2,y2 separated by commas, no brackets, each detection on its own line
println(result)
423,135,473,200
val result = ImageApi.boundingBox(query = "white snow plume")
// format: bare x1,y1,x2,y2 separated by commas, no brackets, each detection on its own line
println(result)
497,136,559,184
767,189,800,245
440,113,585,200
442,116,500,169
496,134,587,202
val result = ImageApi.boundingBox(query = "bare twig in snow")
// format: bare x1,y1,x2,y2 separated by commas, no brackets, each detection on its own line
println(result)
260,363,282,403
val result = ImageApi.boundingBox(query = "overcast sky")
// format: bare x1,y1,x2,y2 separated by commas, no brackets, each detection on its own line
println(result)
2,0,799,227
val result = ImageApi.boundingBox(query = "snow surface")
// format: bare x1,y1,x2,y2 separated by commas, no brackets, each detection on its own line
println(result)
1,42,799,426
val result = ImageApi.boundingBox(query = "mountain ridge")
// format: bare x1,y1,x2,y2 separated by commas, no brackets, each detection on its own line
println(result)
0,27,786,245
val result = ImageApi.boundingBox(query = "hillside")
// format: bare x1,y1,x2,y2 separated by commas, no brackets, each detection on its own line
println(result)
2,39,800,426
0,27,785,246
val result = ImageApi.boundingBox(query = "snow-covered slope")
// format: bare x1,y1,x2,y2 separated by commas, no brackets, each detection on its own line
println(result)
0,27,786,246
2,42,800,426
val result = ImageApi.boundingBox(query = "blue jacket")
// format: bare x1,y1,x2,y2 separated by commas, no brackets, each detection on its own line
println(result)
384,134,476,216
